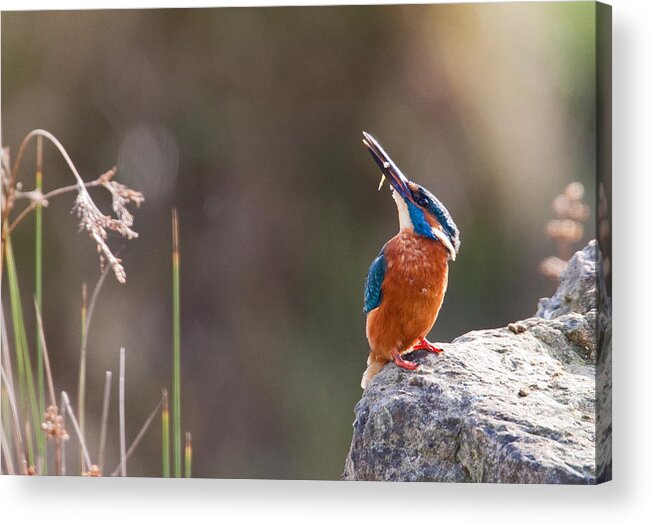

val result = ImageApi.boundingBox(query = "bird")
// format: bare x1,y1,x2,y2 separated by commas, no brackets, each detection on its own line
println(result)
360,132,460,389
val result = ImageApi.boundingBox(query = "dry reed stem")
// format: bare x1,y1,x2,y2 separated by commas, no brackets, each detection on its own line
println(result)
35,136,45,473
98,371,112,474
39,297,61,474
61,391,92,472
111,398,162,477
2,129,143,283
1,308,17,407
0,307,20,469
59,392,67,475
76,261,113,474
78,282,87,474
0,367,27,474
33,298,56,408
34,299,66,475
0,423,16,474
77,262,111,426
119,347,126,477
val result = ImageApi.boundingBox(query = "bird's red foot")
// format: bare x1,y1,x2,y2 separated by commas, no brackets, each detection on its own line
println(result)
413,337,444,354
391,348,419,371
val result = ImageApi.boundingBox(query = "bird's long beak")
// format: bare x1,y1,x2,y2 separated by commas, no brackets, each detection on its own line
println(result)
362,131,414,202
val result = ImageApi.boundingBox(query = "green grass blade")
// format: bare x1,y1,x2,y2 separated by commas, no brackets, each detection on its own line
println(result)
1,408,16,474
1,388,15,473
162,388,170,478
4,235,41,468
172,209,181,477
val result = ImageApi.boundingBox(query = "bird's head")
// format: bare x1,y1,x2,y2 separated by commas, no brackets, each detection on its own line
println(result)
362,131,460,261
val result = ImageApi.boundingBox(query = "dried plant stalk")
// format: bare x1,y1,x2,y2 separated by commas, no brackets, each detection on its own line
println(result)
35,136,45,473
33,298,56,407
0,367,27,474
0,423,16,475
78,282,88,474
60,392,91,472
98,371,112,474
119,347,126,477
111,398,162,477
59,392,67,475
2,129,143,283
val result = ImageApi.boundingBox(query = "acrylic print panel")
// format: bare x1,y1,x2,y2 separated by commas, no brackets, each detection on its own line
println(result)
0,2,611,482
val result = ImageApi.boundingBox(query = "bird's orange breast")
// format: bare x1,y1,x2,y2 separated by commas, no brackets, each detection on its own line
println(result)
366,230,449,363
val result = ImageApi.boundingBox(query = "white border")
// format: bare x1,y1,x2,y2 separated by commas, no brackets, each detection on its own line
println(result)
1,0,650,522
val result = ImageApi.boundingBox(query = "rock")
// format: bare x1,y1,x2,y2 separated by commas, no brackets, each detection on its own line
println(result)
343,242,608,484
536,241,597,319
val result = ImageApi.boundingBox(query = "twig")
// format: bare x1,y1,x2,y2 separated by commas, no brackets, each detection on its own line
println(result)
111,398,162,477
98,371,112,474
119,347,126,477
60,391,92,472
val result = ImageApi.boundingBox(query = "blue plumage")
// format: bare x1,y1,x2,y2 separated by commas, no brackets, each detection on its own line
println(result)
363,249,386,314
407,200,433,240
407,188,460,254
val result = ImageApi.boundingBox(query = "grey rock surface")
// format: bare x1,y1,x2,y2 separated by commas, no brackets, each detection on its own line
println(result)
344,243,601,483
537,241,597,319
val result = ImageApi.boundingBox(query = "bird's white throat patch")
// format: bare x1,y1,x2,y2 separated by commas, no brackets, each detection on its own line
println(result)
392,189,413,231
391,188,456,261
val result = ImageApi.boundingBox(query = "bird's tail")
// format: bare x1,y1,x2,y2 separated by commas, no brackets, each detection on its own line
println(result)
361,357,386,389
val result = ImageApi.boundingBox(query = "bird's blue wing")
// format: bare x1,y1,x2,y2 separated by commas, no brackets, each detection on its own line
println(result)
363,250,386,314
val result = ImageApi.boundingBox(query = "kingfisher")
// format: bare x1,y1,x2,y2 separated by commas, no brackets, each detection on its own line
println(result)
360,132,460,389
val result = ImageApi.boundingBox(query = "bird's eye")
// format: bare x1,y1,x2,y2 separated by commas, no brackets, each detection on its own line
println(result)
417,196,430,208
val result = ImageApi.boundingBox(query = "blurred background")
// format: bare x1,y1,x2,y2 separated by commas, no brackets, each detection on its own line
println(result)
2,2,596,479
